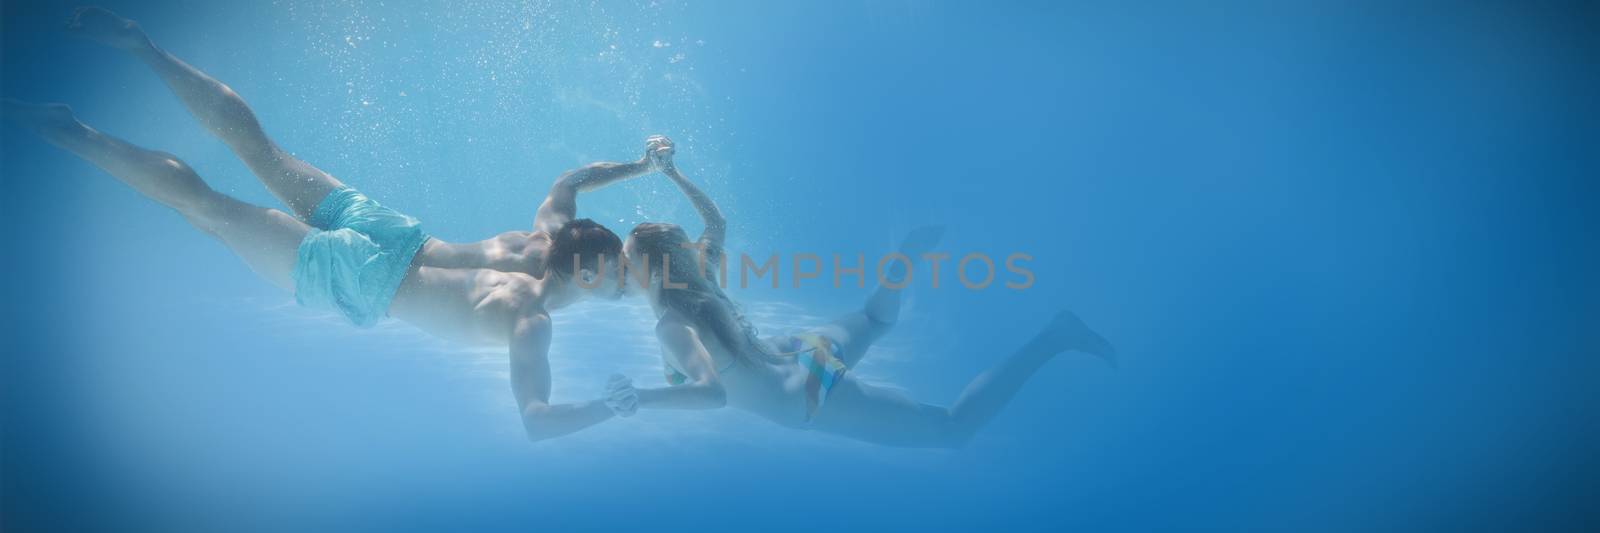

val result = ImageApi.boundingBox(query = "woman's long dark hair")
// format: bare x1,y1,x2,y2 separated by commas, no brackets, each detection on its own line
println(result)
628,222,776,365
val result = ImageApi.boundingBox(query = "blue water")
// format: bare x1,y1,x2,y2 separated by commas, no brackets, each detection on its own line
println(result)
3,1,1597,531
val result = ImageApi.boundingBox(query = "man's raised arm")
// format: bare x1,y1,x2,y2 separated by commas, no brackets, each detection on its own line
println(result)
533,146,655,235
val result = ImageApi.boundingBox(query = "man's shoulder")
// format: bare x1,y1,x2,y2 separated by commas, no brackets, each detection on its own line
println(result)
493,229,537,242
490,230,549,258
501,229,554,247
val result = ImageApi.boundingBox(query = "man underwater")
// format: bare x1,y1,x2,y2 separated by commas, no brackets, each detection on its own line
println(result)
4,7,668,441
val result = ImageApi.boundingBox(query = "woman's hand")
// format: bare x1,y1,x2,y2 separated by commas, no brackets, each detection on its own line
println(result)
603,373,640,417
645,135,676,172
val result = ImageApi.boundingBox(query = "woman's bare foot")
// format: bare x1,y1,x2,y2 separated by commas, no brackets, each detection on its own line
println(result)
66,7,150,51
898,225,945,258
883,225,944,283
1035,310,1117,366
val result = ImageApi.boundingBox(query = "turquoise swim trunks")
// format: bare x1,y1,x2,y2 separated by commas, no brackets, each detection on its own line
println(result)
291,187,430,327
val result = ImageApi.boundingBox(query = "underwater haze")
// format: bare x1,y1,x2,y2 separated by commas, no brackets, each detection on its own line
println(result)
3,0,1597,531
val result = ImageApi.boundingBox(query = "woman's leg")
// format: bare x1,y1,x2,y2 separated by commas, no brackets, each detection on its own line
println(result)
808,226,943,367
4,99,309,289
809,311,1115,448
67,7,345,220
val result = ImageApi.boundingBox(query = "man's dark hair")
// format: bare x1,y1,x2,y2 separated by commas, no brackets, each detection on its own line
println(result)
547,218,623,279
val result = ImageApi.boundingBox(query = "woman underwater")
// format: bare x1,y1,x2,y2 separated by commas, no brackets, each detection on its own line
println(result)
599,138,1116,448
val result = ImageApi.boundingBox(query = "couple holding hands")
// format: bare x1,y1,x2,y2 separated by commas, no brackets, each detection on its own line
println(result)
4,7,1114,448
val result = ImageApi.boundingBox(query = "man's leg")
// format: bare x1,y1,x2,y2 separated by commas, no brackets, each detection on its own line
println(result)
809,226,943,367
67,7,344,220
4,99,308,289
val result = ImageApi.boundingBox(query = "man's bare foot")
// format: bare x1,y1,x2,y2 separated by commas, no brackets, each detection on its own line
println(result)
2,98,86,142
66,7,150,51
1035,310,1117,367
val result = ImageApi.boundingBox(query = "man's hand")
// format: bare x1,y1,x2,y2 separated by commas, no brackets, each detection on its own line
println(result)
604,373,640,417
645,135,675,172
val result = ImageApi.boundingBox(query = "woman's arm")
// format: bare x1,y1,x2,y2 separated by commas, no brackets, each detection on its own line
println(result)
663,166,726,253
648,136,726,252
621,316,727,410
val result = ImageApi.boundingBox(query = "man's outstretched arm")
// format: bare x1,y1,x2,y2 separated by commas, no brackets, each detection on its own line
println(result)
649,136,726,252
533,151,654,235
509,312,616,442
